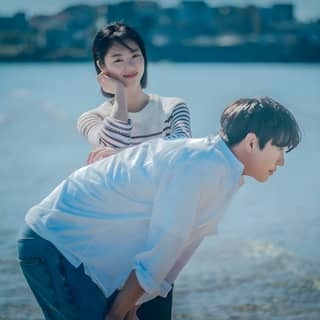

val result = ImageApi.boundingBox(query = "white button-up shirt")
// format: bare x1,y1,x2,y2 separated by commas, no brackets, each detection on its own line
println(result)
26,135,244,304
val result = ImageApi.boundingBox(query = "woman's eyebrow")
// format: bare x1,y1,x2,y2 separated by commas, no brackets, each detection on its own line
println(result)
110,48,139,57
111,53,122,57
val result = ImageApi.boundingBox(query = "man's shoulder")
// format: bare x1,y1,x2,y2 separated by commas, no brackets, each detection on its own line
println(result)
169,138,227,173
184,137,237,181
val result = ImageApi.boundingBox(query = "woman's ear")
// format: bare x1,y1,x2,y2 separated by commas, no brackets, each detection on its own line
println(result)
96,60,104,72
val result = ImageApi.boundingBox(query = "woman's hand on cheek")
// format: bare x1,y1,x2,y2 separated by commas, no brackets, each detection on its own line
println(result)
97,70,126,95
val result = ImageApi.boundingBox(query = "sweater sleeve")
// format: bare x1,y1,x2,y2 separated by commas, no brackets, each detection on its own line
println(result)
168,103,192,138
77,109,133,149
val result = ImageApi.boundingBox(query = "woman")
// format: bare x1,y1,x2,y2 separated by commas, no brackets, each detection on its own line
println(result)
77,22,191,164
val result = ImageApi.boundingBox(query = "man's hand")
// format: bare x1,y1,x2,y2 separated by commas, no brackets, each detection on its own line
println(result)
105,314,123,320
105,309,139,320
124,307,140,320
104,271,144,320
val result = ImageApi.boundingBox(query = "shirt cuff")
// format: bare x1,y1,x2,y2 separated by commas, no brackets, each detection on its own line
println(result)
159,279,172,297
134,261,161,295
136,280,172,305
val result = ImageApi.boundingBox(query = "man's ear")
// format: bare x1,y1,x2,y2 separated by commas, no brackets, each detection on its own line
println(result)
244,133,258,152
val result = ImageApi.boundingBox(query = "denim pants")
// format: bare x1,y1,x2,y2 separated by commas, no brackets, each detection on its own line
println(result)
17,224,173,320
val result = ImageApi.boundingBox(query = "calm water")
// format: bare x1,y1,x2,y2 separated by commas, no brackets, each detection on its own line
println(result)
0,63,319,319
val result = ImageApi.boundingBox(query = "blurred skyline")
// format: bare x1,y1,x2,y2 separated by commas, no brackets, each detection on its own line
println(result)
1,0,320,21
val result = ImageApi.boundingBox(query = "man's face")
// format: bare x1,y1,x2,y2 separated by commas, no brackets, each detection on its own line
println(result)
244,140,285,182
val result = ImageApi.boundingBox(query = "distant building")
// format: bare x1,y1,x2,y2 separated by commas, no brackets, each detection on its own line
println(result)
0,1,319,62
176,1,213,38
0,12,29,30
0,12,34,59
260,3,295,33
211,5,262,35
271,4,294,22
106,1,159,41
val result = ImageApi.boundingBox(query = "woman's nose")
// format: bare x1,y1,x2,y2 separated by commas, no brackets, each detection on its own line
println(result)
127,58,136,68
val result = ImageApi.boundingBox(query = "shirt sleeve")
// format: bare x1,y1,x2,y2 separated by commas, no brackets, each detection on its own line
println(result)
77,110,133,149
133,159,207,295
135,237,203,305
167,103,192,139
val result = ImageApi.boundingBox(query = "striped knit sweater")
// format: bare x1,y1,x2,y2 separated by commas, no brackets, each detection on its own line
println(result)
77,93,191,150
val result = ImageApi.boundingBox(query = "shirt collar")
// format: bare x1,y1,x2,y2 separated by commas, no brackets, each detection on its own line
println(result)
207,134,244,186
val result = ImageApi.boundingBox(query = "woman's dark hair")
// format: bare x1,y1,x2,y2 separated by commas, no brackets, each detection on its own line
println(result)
92,22,148,98
219,97,301,152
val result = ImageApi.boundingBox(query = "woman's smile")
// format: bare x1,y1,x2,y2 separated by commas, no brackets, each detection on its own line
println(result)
123,71,139,79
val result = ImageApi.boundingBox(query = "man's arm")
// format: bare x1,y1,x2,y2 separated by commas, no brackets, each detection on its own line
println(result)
133,159,211,297
105,271,144,320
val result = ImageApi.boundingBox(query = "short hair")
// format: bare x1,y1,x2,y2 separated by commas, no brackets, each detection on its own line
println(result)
92,22,148,98
219,97,301,152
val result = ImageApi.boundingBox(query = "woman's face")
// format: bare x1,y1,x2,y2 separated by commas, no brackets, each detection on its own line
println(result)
102,40,145,88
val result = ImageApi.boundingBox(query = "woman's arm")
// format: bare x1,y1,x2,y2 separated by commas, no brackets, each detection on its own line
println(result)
77,111,133,149
97,71,129,123
168,103,192,138
77,71,133,149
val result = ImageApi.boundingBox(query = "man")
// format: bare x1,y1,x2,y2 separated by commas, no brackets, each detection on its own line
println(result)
17,97,301,320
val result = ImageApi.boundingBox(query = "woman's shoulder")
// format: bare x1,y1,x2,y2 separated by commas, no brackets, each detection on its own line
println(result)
84,100,113,117
151,94,188,114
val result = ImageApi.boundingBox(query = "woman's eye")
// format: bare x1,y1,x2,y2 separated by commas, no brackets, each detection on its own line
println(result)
133,54,140,58
114,59,123,63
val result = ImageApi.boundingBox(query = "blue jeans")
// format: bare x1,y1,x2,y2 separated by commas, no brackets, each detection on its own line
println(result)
17,225,172,320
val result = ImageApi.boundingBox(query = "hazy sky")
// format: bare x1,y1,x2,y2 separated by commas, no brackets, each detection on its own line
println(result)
1,0,320,21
